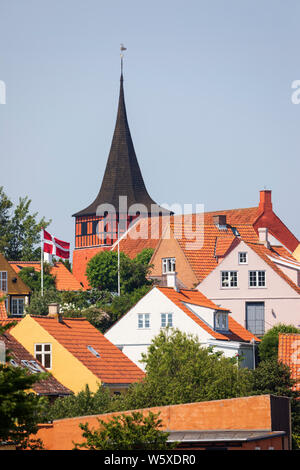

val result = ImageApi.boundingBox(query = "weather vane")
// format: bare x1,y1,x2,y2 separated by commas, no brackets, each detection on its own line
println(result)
120,43,127,74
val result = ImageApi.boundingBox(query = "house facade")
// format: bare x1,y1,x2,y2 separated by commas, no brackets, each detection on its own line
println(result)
198,239,300,337
0,253,31,316
105,284,259,371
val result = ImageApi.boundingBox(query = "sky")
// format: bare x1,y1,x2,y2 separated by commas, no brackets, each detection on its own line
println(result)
0,1,300,258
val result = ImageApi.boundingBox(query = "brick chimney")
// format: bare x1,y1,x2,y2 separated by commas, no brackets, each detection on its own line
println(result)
166,272,179,291
258,227,271,249
213,214,227,227
48,303,63,322
259,190,272,212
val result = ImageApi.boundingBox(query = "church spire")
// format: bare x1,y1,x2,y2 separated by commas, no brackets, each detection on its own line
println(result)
73,51,170,218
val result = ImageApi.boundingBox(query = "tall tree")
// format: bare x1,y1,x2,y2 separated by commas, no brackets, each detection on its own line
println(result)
0,187,50,261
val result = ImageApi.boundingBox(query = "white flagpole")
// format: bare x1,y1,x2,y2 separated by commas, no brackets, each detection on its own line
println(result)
117,220,120,296
41,229,44,297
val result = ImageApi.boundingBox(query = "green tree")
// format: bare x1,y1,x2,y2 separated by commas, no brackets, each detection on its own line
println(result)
86,250,152,294
18,264,56,292
0,186,13,254
258,324,300,362
0,187,50,261
25,288,61,316
250,358,300,448
0,323,47,449
45,385,111,421
112,329,253,411
74,411,174,450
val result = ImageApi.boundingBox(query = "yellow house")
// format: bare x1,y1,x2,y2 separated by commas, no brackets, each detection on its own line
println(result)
10,311,144,395
0,253,31,316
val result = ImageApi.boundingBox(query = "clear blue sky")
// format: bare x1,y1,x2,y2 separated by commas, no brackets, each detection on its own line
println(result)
1,1,299,257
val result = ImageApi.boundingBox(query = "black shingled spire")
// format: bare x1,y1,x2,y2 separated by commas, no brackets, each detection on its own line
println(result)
73,73,170,217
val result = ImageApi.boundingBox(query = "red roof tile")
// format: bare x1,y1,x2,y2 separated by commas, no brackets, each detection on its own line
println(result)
9,261,82,291
157,287,259,343
278,333,300,392
31,316,145,384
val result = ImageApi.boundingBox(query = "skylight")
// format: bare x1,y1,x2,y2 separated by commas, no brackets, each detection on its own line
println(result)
87,345,101,358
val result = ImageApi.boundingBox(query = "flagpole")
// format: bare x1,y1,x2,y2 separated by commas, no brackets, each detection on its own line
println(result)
41,229,44,297
117,219,120,296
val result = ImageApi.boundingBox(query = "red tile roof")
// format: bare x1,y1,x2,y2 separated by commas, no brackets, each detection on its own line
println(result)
9,261,82,291
1,332,71,396
31,316,145,384
157,287,259,343
278,333,300,392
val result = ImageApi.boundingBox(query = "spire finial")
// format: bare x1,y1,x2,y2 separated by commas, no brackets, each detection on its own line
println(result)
120,43,127,78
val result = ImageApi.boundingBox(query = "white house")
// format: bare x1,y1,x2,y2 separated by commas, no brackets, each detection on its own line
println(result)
105,276,259,371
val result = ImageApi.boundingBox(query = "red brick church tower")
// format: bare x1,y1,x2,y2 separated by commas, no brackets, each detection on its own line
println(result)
72,67,170,287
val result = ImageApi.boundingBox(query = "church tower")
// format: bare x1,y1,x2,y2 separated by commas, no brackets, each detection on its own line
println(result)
72,62,170,286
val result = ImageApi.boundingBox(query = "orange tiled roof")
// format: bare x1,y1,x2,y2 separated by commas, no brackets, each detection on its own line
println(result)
9,261,82,291
278,333,300,392
31,316,145,384
1,333,71,396
157,287,259,343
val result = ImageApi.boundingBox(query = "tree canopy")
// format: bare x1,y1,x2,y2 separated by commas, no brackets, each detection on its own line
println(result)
0,187,50,261
74,411,174,451
258,323,300,362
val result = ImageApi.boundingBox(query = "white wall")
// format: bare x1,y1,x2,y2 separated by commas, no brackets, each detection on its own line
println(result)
198,240,300,332
105,287,253,370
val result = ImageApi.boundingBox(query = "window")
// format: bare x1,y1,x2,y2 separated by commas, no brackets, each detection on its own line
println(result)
11,298,24,316
238,252,248,264
87,345,101,358
161,313,173,328
0,272,7,292
221,271,238,288
138,314,150,329
246,302,265,336
34,344,52,369
162,258,176,274
81,222,87,236
214,312,228,331
249,270,266,287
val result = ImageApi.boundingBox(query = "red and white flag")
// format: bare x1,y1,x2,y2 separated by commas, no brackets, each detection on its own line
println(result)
42,229,70,259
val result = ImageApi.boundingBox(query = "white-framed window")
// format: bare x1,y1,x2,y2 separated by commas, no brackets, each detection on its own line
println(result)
162,258,176,274
138,313,150,329
0,271,7,292
238,252,248,264
34,343,52,369
11,297,24,316
214,312,228,331
249,270,266,288
161,313,173,328
221,271,238,288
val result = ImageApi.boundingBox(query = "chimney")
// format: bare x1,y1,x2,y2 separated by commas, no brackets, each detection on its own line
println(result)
213,214,227,228
258,227,271,249
48,303,63,322
166,272,179,291
259,190,272,212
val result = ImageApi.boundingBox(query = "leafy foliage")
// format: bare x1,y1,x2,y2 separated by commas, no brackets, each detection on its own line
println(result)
45,385,111,421
18,264,56,292
0,323,47,448
0,188,50,261
111,329,253,412
86,249,153,294
74,411,174,450
258,323,300,362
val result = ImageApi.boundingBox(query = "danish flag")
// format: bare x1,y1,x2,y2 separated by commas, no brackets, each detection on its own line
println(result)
43,229,70,259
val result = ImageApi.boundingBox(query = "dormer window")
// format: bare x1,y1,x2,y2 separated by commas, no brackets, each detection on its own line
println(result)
162,258,176,274
214,312,228,331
